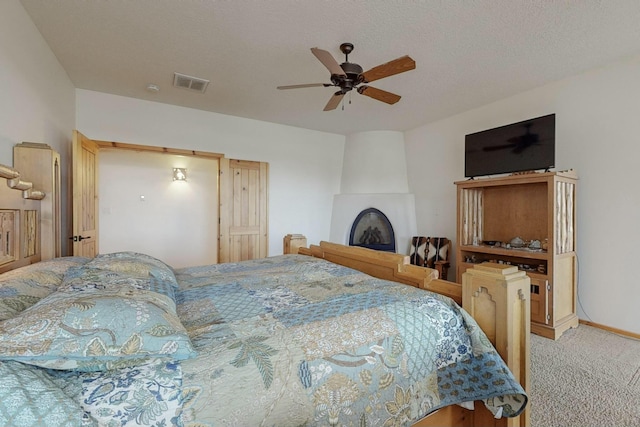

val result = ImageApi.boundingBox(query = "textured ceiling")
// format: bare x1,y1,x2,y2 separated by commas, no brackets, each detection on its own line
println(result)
19,0,640,135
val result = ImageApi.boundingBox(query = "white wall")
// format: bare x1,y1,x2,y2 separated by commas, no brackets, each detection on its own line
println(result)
0,0,76,254
340,131,409,193
405,54,640,335
99,150,218,268
76,90,345,256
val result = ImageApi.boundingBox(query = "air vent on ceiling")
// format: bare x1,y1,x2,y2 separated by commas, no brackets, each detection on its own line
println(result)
173,72,209,93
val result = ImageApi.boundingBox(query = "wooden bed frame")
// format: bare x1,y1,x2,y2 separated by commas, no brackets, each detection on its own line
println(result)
300,241,530,427
0,164,44,274
1,162,529,426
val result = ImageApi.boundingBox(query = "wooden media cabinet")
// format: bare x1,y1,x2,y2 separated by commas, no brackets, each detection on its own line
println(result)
455,171,578,339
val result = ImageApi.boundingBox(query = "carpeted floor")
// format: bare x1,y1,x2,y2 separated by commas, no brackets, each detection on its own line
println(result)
530,324,640,426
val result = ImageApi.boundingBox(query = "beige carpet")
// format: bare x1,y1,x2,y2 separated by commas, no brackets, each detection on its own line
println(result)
530,324,640,426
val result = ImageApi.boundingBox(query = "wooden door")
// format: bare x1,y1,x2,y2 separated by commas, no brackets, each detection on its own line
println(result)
71,130,99,257
219,158,268,263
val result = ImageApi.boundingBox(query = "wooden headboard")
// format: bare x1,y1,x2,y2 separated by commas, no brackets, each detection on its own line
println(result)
0,164,44,273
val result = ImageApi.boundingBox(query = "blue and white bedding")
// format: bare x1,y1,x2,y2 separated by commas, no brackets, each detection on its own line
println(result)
0,252,527,426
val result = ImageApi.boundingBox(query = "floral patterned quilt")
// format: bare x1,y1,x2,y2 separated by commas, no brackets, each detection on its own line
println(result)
0,253,527,427
174,254,527,426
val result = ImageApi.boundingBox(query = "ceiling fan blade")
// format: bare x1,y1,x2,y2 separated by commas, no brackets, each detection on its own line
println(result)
277,83,330,90
323,92,344,111
311,47,347,76
357,86,401,105
361,55,416,83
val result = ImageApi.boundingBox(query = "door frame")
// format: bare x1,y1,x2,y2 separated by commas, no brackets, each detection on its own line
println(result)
91,139,224,260
79,137,267,263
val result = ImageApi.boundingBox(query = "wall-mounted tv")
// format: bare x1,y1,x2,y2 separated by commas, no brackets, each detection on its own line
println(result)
464,114,555,178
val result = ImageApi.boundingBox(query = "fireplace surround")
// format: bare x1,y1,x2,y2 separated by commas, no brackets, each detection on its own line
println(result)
328,130,417,255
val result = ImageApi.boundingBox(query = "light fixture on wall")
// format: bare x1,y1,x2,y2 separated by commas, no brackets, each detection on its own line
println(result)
173,168,187,181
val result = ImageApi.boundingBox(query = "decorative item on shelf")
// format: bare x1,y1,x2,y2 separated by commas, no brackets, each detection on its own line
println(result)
528,239,541,250
464,255,478,263
542,238,549,251
510,236,525,248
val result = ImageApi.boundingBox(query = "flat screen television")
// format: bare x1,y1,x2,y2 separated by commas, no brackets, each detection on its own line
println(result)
464,114,555,178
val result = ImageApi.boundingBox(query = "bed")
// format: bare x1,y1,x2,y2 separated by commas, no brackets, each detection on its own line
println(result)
0,164,529,427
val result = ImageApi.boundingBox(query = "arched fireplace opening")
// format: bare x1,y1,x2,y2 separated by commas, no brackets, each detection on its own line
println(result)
349,208,396,252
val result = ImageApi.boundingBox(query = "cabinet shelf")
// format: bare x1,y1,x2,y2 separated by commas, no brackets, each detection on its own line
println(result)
459,245,550,261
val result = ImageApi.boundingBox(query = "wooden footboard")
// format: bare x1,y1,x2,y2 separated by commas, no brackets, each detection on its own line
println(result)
300,241,463,304
300,241,530,427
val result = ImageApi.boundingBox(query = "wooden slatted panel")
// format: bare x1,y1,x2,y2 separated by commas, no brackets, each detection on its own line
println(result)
460,188,483,245
0,171,41,273
0,211,16,266
23,210,38,257
555,181,575,254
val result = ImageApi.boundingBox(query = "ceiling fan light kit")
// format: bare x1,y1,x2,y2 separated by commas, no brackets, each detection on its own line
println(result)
277,42,415,111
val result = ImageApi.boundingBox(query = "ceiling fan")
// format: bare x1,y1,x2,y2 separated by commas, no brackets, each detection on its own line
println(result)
277,43,416,111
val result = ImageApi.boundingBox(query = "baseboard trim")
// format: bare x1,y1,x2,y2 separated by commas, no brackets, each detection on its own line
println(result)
579,319,640,340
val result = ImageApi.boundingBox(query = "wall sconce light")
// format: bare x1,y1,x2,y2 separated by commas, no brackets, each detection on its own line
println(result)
173,168,187,181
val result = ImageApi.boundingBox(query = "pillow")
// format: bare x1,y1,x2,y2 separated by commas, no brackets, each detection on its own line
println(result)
0,361,96,426
0,265,195,371
60,266,177,304
0,257,91,321
84,252,179,288
74,358,183,426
